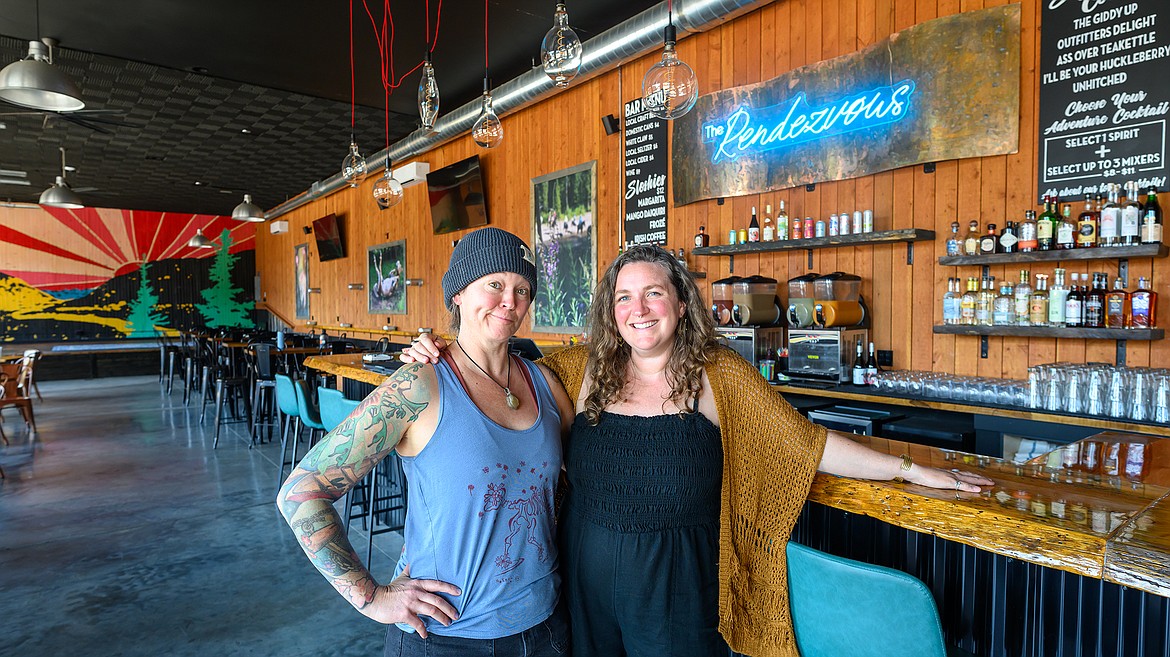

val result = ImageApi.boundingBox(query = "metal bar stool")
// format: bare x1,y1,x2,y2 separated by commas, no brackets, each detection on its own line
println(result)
248,343,278,446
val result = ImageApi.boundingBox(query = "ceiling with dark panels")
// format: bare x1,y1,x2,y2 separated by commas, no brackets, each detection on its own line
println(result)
0,0,661,216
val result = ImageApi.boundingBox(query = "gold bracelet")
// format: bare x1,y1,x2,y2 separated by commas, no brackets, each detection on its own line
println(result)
893,453,913,482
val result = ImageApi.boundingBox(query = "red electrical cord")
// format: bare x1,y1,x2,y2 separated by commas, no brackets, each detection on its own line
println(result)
349,0,356,132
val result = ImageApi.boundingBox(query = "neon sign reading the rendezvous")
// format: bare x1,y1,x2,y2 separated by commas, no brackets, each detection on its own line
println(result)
702,80,917,163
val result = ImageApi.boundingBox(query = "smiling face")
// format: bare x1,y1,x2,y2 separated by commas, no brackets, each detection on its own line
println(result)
452,271,533,342
613,261,686,358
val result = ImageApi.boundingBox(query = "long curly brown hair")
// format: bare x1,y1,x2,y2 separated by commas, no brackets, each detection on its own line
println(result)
583,245,720,424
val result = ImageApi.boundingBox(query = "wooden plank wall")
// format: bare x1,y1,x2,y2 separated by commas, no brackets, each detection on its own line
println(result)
254,0,1169,377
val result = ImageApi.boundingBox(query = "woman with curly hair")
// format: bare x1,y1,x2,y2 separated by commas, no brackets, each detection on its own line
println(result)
405,243,990,657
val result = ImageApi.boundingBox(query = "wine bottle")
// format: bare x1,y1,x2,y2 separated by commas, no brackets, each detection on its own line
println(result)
852,340,866,386
747,206,760,242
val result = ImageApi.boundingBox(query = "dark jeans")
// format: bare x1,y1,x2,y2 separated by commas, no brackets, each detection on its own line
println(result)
384,601,570,657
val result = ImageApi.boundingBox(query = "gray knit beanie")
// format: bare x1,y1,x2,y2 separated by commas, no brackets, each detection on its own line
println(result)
442,227,538,309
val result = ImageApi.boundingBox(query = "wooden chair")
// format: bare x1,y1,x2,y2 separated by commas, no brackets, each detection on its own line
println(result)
0,365,35,435
18,350,42,402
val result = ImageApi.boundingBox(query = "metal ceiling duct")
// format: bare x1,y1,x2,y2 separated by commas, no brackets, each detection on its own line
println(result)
267,0,770,220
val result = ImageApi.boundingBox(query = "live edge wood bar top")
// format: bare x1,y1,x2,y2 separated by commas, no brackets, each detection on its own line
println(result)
305,354,1170,598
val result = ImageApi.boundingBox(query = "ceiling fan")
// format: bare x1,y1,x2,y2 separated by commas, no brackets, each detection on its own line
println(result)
0,105,129,134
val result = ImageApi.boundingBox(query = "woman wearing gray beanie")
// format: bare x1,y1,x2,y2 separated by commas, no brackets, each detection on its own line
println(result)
278,226,575,656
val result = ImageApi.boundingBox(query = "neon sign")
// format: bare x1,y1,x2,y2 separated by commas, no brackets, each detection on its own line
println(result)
701,80,917,163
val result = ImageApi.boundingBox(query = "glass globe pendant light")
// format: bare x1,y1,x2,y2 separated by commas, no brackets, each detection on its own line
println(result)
341,136,368,187
372,163,404,209
540,2,582,87
642,8,698,120
472,78,503,149
418,51,440,132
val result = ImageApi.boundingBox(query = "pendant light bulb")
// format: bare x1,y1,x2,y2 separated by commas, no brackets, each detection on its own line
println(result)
187,228,213,249
540,2,582,87
39,146,84,209
373,165,404,209
341,138,368,187
472,81,503,149
418,52,440,132
642,24,698,120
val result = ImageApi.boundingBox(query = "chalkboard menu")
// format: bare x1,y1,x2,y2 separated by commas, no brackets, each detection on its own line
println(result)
1039,0,1169,201
623,98,669,249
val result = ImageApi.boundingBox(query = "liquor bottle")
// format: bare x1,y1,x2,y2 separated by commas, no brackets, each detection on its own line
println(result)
762,204,775,242
980,223,999,254
1014,270,1032,326
1085,273,1106,328
1141,186,1163,244
976,276,994,326
946,221,961,256
1037,195,1056,251
1076,194,1098,248
1120,182,1141,246
1018,210,1039,252
1000,221,1018,253
694,225,710,248
776,200,789,241
852,340,867,386
963,220,980,255
1056,203,1077,249
1106,277,1130,328
1100,184,1121,246
942,278,961,325
960,278,978,325
1048,268,1068,327
1131,277,1157,328
748,206,761,242
1029,274,1050,327
993,283,1015,325
865,342,879,385
1065,273,1083,327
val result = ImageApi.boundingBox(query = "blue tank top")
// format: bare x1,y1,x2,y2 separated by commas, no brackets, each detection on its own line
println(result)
393,356,562,639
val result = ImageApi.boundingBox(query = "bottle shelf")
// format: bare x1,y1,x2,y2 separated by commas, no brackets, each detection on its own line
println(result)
693,228,935,256
932,324,1163,340
938,243,1168,266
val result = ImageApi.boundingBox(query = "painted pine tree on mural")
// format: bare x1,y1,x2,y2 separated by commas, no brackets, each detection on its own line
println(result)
196,229,251,328
125,261,167,337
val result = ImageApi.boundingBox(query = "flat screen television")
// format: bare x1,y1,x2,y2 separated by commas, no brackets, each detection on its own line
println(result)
427,155,488,235
312,213,346,262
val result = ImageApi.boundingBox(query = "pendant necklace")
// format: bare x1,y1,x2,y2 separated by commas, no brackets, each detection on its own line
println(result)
456,339,520,410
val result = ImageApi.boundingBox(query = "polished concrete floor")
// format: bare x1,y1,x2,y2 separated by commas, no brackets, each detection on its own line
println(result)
0,375,404,656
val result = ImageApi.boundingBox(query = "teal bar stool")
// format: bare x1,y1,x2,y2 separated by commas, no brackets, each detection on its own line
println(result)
318,386,369,533
274,374,302,487
787,541,967,657
292,378,327,450
318,386,359,431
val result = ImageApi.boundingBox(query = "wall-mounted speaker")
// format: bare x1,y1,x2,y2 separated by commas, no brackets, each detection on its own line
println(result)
601,114,621,135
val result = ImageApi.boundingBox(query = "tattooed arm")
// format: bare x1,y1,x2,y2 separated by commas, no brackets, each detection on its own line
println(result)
276,363,460,635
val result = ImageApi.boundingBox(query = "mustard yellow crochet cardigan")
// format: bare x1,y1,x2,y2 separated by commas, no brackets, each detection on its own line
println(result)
539,344,828,657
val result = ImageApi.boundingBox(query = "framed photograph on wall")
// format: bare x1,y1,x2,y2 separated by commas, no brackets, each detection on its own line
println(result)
368,240,407,315
294,243,311,320
531,161,596,333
